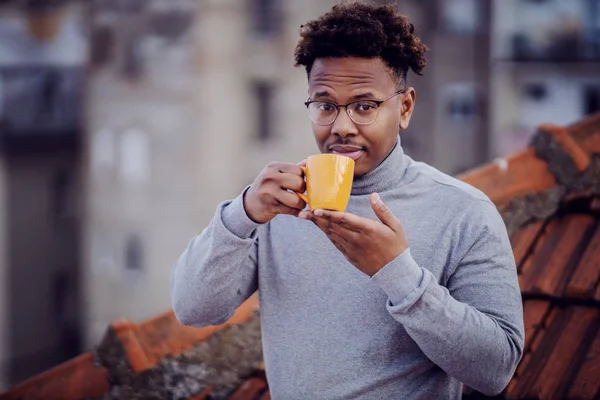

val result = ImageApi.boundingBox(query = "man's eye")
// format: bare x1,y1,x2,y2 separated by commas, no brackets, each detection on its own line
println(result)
354,102,377,112
318,103,336,112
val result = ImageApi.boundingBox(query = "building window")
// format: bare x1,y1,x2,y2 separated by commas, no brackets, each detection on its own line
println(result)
444,83,479,122
125,234,144,273
253,81,275,141
584,86,600,115
148,3,196,42
91,128,116,172
442,0,481,34
250,0,282,37
120,128,150,183
524,83,549,102
51,170,76,219
122,35,144,79
90,24,115,67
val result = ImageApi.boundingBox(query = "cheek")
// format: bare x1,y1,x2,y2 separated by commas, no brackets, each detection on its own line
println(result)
312,126,330,148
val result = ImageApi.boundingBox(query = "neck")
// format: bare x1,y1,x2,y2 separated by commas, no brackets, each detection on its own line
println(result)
351,136,409,195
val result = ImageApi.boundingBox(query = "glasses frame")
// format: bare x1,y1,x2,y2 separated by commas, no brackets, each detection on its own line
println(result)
304,89,406,126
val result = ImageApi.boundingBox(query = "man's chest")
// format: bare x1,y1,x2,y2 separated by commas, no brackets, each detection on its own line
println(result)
259,202,459,292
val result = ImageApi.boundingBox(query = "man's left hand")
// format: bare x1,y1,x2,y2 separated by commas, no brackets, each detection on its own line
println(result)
298,193,408,276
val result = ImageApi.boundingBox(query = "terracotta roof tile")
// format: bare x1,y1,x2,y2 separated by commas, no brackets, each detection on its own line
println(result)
116,296,259,372
510,220,545,269
565,222,600,299
459,149,557,207
529,307,598,399
521,300,551,354
188,387,213,400
0,353,108,400
569,112,600,153
477,113,600,399
538,124,591,171
518,214,598,298
508,305,600,399
258,391,271,400
566,328,600,399
227,377,268,400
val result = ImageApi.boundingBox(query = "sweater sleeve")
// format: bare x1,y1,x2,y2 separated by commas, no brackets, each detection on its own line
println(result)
370,199,524,396
170,188,261,327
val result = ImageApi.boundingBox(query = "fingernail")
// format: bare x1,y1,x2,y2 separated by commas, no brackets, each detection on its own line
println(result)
373,193,381,203
298,212,307,219
314,209,324,217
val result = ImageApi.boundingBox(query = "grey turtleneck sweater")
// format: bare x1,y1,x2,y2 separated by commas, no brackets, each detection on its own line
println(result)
171,140,524,400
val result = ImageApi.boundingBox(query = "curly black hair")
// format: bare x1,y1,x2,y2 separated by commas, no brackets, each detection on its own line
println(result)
294,2,428,86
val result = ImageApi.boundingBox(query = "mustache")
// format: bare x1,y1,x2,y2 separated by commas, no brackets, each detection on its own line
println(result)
328,140,365,148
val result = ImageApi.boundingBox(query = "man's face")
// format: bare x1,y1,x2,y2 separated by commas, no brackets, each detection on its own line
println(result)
307,57,415,177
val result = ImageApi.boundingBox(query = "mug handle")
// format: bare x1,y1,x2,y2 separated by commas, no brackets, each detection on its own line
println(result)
296,166,308,203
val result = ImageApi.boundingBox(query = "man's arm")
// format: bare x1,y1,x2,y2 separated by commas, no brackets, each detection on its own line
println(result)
371,200,524,396
172,160,306,327
170,190,261,327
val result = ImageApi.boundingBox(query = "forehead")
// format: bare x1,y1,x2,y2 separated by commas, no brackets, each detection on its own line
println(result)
308,57,396,95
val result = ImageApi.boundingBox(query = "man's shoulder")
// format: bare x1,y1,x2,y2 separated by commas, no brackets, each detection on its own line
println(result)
407,160,492,206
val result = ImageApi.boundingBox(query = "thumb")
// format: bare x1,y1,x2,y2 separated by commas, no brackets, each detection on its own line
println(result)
371,193,401,232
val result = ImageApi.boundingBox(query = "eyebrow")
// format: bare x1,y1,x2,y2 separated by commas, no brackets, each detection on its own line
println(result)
312,91,377,101
313,91,331,99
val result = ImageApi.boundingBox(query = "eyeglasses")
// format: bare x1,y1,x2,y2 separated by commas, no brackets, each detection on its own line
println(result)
304,89,406,126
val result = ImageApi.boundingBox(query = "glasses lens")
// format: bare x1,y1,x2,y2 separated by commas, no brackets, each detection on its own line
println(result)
308,102,338,125
347,101,379,125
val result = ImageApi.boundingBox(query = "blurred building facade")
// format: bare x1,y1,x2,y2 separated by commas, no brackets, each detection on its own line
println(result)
1,0,600,391
490,0,600,155
390,0,493,173
81,0,338,353
0,1,87,386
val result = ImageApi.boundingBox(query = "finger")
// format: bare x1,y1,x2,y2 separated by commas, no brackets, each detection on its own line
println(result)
326,220,361,241
311,215,330,234
304,215,344,245
273,162,304,175
276,173,306,193
303,213,359,244
273,201,301,217
297,159,307,167
312,209,368,233
327,230,347,253
299,211,329,233
298,210,313,220
370,193,401,232
274,190,306,210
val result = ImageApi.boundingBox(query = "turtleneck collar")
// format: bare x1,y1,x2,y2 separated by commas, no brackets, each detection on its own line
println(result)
351,136,409,195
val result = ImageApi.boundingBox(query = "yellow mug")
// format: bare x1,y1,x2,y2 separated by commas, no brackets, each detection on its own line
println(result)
297,154,355,211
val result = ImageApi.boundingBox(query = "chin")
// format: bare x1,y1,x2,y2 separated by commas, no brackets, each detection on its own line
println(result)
352,163,371,178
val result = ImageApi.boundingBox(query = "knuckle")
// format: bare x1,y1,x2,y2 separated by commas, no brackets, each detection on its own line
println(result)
262,196,277,208
262,169,278,182
377,203,389,213
295,175,306,189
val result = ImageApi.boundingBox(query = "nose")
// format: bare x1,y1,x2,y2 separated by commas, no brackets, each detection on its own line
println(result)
331,106,358,138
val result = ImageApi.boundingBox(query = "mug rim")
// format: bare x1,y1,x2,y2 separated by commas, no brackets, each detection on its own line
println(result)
306,153,355,165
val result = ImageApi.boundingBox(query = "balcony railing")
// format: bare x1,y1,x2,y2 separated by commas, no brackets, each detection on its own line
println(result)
510,31,600,62
0,66,83,139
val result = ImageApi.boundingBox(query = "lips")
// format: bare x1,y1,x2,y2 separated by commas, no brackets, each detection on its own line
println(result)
329,145,365,161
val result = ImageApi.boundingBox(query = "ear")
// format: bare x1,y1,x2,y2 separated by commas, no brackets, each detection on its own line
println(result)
399,87,416,131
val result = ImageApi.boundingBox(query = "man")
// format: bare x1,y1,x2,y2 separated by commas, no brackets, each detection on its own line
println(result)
171,3,524,399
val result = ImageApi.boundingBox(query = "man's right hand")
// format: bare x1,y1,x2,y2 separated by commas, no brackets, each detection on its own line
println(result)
243,162,307,224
